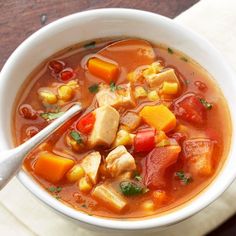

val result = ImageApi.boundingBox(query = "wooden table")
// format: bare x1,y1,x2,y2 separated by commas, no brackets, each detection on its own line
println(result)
0,1,234,235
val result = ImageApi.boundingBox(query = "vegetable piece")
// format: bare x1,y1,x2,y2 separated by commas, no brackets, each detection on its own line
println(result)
40,111,64,121
70,131,83,144
106,145,136,177
34,151,74,183
120,111,141,131
199,98,213,110
110,81,121,92
161,82,178,95
76,112,96,134
152,190,167,205
134,128,156,153
141,200,155,211
88,57,119,83
78,177,93,192
147,90,159,101
134,86,147,99
89,105,120,147
175,171,192,185
88,84,99,93
19,104,37,120
59,68,76,81
183,138,214,176
112,129,133,147
58,85,73,101
173,93,206,125
120,181,143,196
168,48,174,54
66,165,85,182
144,146,181,189
139,104,176,132
92,183,127,212
38,90,57,104
145,69,179,88
155,130,168,144
47,186,62,193
81,152,101,185
48,60,65,74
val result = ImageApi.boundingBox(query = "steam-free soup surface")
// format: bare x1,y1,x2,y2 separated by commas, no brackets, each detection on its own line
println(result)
13,38,231,218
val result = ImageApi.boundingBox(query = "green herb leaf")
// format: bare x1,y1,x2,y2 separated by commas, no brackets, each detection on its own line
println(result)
70,131,83,144
47,186,63,193
84,41,96,49
40,111,64,121
168,47,174,54
88,84,99,93
110,81,122,92
133,171,142,181
120,181,143,196
176,171,192,185
180,57,188,62
199,98,213,110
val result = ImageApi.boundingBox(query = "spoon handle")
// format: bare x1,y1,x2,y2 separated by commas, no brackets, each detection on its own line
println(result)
0,104,82,190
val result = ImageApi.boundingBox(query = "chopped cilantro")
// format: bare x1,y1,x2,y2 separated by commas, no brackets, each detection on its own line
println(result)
176,171,192,185
168,47,174,54
88,84,99,93
83,41,96,49
120,181,143,196
70,131,83,144
40,111,64,121
110,81,121,92
47,186,63,193
180,57,188,62
199,98,212,110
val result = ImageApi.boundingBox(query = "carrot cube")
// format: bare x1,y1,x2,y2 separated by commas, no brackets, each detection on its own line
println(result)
34,151,74,183
88,57,119,83
139,104,176,132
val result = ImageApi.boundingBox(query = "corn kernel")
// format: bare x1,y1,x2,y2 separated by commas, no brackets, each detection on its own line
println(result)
156,139,170,147
67,80,79,89
142,67,155,79
39,91,57,104
66,164,85,182
134,86,147,99
148,90,159,101
151,61,164,73
141,200,155,211
58,85,74,101
113,130,133,148
155,130,168,144
78,177,93,192
161,82,178,95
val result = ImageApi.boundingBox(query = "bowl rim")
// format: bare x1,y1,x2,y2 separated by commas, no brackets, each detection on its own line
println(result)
1,8,236,230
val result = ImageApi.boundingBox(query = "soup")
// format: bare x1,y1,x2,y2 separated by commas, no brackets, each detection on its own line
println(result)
12,38,231,218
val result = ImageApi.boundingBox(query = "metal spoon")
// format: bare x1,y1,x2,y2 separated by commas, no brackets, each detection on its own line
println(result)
0,104,82,190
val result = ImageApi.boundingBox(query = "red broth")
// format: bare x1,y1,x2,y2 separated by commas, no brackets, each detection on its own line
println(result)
12,38,231,218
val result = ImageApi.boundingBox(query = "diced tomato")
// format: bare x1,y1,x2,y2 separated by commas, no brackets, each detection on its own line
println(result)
76,112,96,134
48,60,65,74
59,68,76,81
134,128,156,153
19,104,37,120
173,93,206,125
144,146,181,189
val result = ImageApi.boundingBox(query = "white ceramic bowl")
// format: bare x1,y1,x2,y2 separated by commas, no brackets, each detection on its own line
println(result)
0,8,236,232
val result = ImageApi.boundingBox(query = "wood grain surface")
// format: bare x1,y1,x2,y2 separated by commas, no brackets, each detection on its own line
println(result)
1,1,234,235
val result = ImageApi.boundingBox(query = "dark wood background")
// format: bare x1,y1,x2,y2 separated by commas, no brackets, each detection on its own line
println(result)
0,1,235,235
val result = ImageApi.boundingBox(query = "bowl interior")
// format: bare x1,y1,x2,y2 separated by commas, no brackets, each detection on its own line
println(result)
0,9,236,230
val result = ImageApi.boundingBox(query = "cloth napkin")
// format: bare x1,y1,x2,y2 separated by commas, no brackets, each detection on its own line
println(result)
1,0,236,235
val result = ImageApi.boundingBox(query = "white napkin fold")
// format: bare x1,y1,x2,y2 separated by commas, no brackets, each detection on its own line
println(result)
1,0,236,235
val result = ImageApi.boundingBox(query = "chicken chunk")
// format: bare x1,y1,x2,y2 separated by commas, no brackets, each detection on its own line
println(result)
183,138,214,176
92,183,127,212
89,105,120,147
96,83,135,108
106,145,136,177
81,152,101,185
145,68,179,88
